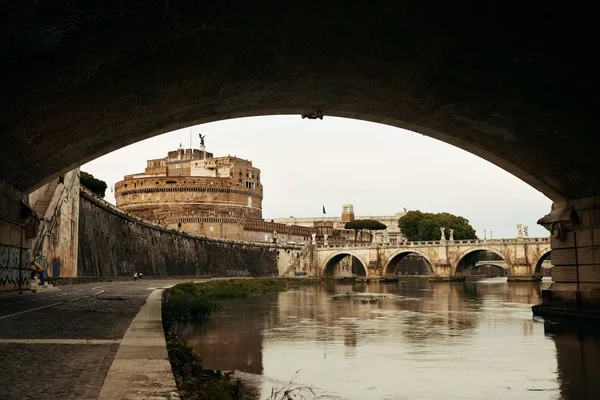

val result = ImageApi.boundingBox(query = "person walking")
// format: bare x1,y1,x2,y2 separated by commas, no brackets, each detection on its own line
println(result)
133,272,138,281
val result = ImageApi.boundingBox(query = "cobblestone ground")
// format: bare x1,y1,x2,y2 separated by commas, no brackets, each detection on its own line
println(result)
0,343,119,400
0,283,166,400
0,295,147,339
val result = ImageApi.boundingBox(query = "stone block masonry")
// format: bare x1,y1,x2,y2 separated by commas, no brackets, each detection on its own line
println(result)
78,187,279,278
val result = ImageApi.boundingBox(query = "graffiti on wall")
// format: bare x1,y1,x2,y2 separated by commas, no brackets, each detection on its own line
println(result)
0,243,30,287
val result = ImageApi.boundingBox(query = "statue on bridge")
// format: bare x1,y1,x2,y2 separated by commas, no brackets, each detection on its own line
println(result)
440,227,446,241
517,224,523,238
523,225,528,237
449,228,454,241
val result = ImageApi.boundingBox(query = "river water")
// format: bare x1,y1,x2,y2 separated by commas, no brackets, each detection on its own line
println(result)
175,278,600,400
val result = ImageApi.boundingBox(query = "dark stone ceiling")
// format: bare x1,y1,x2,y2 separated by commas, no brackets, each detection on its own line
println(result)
0,1,595,201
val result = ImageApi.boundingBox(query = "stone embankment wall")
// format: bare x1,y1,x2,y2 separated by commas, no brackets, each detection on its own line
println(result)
78,187,282,278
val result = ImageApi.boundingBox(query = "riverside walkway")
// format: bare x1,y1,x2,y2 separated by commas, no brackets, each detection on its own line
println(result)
0,279,195,400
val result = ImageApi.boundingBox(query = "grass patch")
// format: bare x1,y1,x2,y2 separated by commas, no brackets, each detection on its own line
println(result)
163,278,321,324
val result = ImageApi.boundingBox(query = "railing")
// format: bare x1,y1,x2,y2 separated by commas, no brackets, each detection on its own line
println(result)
315,237,550,249
244,219,315,236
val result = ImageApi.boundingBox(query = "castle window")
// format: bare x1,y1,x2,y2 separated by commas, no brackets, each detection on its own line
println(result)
245,181,255,189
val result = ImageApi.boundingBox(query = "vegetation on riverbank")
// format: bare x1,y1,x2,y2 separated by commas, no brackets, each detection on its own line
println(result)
162,278,321,399
165,332,249,400
163,278,321,324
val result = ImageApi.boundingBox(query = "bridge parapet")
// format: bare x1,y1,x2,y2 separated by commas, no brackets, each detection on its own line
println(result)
315,237,549,250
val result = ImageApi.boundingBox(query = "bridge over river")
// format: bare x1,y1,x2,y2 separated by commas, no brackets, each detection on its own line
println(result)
307,237,551,281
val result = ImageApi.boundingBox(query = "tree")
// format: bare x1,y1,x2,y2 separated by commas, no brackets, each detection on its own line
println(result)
398,211,477,241
345,219,387,242
80,171,108,198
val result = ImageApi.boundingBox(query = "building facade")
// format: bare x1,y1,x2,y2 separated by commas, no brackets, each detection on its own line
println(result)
273,204,406,244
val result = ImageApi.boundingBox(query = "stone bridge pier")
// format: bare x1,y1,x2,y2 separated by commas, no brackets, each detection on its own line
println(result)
534,196,600,317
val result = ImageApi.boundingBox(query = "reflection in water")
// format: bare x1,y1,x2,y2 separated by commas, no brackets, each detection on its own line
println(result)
174,279,600,399
544,319,600,400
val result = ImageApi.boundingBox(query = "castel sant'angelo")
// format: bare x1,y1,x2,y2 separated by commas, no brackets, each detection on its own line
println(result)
115,135,267,240
115,135,403,244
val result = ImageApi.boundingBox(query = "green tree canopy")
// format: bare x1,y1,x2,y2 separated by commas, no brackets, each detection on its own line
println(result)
80,171,108,198
345,219,387,242
398,211,477,241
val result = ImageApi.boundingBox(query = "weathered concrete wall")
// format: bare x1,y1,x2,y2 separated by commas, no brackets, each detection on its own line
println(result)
29,169,80,277
78,187,282,277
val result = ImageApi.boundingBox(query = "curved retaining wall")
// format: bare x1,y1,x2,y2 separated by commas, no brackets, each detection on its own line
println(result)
78,188,278,277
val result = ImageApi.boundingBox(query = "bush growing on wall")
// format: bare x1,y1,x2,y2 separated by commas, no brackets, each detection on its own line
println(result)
80,171,108,198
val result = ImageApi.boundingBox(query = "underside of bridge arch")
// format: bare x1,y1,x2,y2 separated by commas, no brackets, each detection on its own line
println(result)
534,251,552,275
385,252,433,276
0,2,596,199
323,254,367,278
455,250,508,277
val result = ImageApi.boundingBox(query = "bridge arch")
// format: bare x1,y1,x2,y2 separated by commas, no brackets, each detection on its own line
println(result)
1,3,595,202
533,250,552,275
322,252,368,278
384,250,433,276
454,248,509,276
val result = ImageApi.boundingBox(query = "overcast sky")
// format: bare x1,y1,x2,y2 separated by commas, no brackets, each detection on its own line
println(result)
82,115,552,239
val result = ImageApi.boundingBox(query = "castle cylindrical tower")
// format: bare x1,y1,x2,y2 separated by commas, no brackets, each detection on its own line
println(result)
115,143,262,240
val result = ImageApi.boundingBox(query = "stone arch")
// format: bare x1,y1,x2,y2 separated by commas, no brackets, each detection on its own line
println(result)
533,250,552,275
2,3,595,201
384,250,433,276
454,247,509,276
322,252,368,277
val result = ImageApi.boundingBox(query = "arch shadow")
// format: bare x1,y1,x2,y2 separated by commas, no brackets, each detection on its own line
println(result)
534,250,552,275
454,248,508,276
323,252,367,277
384,251,433,276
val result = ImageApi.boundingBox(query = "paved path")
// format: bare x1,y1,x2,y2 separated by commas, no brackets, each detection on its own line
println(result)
0,279,197,400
